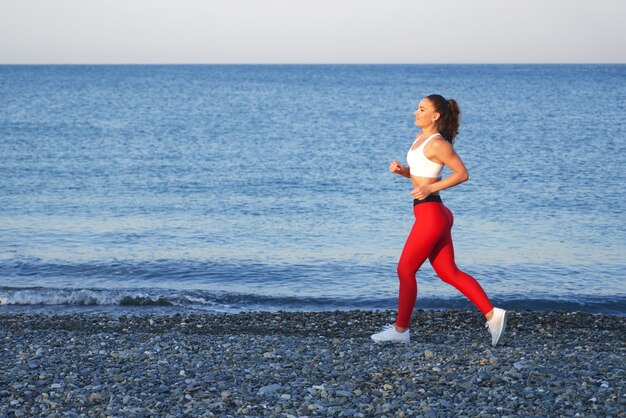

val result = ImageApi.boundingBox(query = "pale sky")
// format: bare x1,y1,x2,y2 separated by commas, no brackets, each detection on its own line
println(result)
1,0,625,64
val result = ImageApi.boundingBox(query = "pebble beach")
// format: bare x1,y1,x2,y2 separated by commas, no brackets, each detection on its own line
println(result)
1,309,624,417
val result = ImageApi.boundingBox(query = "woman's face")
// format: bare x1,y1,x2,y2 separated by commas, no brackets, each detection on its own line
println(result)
413,98,439,129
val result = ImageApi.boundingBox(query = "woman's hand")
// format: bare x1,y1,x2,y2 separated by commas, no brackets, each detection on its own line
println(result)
410,185,433,200
389,160,404,174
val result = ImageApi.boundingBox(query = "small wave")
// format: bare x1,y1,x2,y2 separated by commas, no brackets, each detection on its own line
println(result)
0,287,177,307
0,286,624,316
0,286,373,312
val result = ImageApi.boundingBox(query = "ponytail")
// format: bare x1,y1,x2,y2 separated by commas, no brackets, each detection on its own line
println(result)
426,94,460,144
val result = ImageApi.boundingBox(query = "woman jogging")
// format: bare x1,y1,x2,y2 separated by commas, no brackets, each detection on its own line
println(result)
371,94,507,346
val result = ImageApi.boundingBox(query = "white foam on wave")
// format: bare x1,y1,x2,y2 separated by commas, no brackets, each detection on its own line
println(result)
0,288,170,306
0,287,272,314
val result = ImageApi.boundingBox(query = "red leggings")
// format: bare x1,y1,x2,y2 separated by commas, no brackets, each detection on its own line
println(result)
396,200,493,328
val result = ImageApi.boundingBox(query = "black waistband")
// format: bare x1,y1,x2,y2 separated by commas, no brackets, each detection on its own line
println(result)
413,195,442,206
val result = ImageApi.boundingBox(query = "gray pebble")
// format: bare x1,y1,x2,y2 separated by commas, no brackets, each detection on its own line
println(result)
257,383,282,395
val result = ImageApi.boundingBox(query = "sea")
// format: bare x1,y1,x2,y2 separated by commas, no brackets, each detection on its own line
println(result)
1,64,625,316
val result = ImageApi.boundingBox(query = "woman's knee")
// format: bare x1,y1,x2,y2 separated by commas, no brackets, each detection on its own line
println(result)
397,262,417,281
435,267,459,285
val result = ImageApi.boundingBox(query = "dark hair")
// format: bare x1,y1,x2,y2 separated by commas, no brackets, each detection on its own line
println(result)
426,94,460,144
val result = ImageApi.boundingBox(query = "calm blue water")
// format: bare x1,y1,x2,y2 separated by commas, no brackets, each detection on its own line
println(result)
1,65,625,316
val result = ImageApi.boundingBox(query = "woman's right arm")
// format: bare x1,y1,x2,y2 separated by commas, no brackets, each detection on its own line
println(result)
389,160,411,178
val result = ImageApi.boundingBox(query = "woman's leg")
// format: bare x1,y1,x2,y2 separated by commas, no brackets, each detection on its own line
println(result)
396,205,447,329
428,208,494,316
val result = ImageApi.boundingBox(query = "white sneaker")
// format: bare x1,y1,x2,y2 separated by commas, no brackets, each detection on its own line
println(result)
371,324,410,343
485,307,508,346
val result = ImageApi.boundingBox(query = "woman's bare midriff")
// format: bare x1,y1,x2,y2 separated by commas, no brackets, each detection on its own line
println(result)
410,175,441,196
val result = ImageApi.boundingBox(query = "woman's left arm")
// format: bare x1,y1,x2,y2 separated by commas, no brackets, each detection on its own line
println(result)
411,139,469,200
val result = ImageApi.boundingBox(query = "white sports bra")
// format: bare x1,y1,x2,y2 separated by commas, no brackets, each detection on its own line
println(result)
406,133,444,178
